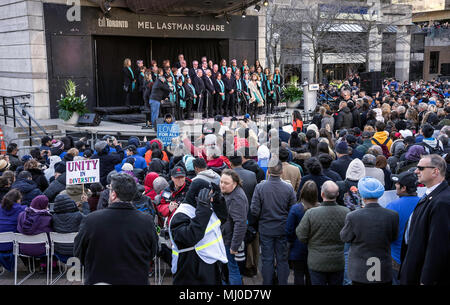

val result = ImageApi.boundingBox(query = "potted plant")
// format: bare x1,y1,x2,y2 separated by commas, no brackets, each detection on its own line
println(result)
283,77,303,108
57,80,88,125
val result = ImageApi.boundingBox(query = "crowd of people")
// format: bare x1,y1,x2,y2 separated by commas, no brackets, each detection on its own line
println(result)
0,74,449,286
123,55,284,127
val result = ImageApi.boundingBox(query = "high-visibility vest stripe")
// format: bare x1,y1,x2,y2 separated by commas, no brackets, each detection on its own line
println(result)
205,219,221,234
195,235,223,251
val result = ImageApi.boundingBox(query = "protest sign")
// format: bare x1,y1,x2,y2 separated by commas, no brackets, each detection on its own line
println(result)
157,123,180,147
66,159,100,185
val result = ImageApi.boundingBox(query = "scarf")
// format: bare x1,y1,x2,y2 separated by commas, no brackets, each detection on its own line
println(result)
178,85,186,109
217,80,225,101
221,66,227,75
267,80,276,98
232,66,237,73
188,83,197,104
169,84,176,103
236,79,242,103
241,65,249,74
258,82,265,104
274,74,281,85
127,67,135,91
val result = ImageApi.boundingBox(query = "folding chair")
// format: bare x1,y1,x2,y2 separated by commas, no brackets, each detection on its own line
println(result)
0,232,15,275
49,232,78,285
14,233,50,285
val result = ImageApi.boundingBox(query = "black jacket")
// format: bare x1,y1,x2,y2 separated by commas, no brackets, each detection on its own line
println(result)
335,107,353,130
74,201,158,285
0,186,10,203
93,146,124,187
52,194,84,256
203,76,215,95
193,75,205,96
351,107,362,130
242,159,265,183
44,173,66,203
11,178,43,206
233,167,257,210
184,83,195,101
122,67,135,91
330,155,354,181
399,181,450,285
28,168,49,193
149,78,171,102
7,154,23,172
223,76,236,93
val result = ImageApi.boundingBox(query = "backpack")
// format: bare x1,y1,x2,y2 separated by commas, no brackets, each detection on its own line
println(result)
419,140,444,156
343,185,363,211
372,137,391,158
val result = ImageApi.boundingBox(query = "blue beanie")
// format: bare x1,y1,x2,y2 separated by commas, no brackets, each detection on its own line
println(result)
357,177,384,199
183,155,195,172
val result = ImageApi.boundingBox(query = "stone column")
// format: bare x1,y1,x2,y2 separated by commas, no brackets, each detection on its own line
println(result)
301,23,314,83
395,25,411,82
0,0,49,120
368,26,382,71
258,12,267,68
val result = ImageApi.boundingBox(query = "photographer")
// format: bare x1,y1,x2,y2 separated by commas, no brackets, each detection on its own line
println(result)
169,178,228,285
157,166,192,225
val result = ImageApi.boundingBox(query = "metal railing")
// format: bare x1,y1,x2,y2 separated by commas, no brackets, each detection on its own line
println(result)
0,95,50,146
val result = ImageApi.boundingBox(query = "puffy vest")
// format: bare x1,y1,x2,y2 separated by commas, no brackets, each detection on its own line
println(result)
169,203,228,274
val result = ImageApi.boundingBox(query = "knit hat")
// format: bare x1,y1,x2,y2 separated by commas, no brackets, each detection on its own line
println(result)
258,145,270,160
21,155,32,163
52,140,64,150
122,163,134,171
358,177,385,199
346,158,366,181
54,162,66,174
128,136,140,148
0,159,10,171
183,155,195,172
346,134,357,145
30,195,49,210
362,154,376,167
94,141,108,153
336,141,349,154
153,177,169,194
399,130,413,138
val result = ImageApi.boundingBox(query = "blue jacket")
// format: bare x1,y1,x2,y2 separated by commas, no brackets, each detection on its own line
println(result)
137,147,147,157
115,154,148,172
0,203,26,251
286,203,308,261
386,195,420,264
11,179,43,207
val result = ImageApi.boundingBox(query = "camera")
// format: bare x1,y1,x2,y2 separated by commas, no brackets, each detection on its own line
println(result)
162,190,171,201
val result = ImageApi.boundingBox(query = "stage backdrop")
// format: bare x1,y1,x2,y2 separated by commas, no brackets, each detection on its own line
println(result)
44,3,258,117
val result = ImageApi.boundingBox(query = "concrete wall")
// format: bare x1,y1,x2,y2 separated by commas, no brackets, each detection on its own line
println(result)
423,45,450,79
0,0,50,119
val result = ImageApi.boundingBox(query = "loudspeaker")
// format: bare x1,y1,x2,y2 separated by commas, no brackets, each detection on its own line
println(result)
360,71,383,95
77,113,101,126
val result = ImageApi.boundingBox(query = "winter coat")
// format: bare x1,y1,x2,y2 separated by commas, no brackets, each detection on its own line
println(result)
44,156,62,182
297,174,331,202
192,169,221,185
336,179,359,206
282,162,302,193
43,173,66,203
351,107,362,129
74,201,158,285
0,203,26,251
116,154,147,172
52,194,84,256
0,187,11,203
222,186,248,252
7,154,22,172
335,107,353,130
148,158,169,177
321,116,334,131
371,131,393,152
250,176,297,236
157,179,192,225
323,168,342,183
16,207,52,256
11,179,43,207
296,201,350,272
400,181,450,285
144,172,159,200
286,203,308,262
356,139,374,155
92,146,124,187
96,189,110,210
340,202,399,284
390,139,406,158
233,167,257,211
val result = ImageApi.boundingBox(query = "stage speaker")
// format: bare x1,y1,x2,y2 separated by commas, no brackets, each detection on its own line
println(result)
360,71,383,95
77,113,101,126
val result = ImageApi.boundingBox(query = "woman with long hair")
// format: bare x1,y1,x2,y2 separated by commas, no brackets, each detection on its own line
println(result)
286,180,318,285
122,58,135,106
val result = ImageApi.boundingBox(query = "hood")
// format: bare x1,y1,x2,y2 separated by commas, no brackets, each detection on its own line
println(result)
149,139,163,150
144,172,159,192
2,203,25,217
243,159,259,171
12,179,38,193
27,168,44,176
128,136,140,148
184,179,211,207
405,145,426,161
196,169,220,181
346,158,366,181
373,131,389,143
422,137,438,148
53,194,78,213
148,158,166,173
48,156,62,168
342,107,351,113
64,184,83,197
18,208,51,235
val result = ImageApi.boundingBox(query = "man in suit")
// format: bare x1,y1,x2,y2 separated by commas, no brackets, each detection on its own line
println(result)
212,64,220,80
189,60,199,80
399,154,450,285
193,69,206,116
175,54,184,69
223,71,236,117
340,177,399,285
203,69,216,118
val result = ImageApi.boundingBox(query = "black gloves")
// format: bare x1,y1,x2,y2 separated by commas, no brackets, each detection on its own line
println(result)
197,188,213,208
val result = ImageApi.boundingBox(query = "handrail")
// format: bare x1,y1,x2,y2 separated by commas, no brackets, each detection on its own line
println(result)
0,95,50,146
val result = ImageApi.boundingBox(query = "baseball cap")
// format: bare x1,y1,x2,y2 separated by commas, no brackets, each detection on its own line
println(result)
399,130,413,138
171,166,186,178
391,170,418,189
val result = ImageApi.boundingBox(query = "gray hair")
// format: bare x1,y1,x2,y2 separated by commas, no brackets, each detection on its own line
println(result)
422,154,447,177
268,159,283,176
110,172,137,202
321,180,339,201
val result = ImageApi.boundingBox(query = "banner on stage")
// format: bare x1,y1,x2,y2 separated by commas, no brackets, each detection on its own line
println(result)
157,123,180,147
66,160,100,185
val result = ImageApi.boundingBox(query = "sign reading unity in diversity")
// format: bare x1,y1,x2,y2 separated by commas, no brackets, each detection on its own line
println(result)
66,160,100,185
157,124,180,147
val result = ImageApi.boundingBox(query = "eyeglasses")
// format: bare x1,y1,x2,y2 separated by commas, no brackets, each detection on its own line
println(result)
417,166,436,171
